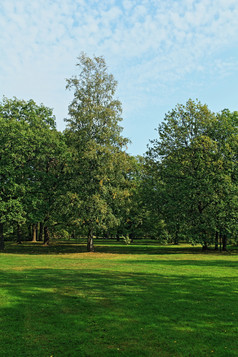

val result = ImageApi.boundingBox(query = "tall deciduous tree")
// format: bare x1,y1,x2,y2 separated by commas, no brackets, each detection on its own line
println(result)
65,53,130,251
0,97,68,249
146,99,238,249
0,105,27,249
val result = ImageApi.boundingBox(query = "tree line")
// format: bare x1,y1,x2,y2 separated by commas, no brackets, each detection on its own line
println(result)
0,54,237,251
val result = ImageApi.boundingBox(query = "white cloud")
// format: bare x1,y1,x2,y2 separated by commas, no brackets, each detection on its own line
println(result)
1,0,237,80
0,0,238,152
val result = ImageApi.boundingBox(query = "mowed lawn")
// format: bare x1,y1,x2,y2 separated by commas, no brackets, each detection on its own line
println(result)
0,242,238,357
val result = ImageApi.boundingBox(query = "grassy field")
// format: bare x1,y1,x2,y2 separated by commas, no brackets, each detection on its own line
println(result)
0,240,238,357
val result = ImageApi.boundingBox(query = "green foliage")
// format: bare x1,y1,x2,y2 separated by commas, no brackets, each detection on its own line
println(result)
0,97,69,248
122,234,131,245
65,54,131,250
145,99,238,247
1,77,237,250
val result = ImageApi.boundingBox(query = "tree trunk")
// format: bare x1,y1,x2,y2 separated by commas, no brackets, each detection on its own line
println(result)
38,222,43,241
28,225,32,241
214,231,218,250
36,223,38,241
219,232,222,252
202,240,208,251
0,222,4,251
116,233,120,242
43,226,50,245
129,232,134,243
222,234,227,251
32,224,37,242
174,230,179,245
87,229,94,252
17,224,22,244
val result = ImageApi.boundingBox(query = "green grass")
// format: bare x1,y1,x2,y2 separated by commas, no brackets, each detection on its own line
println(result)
0,241,238,357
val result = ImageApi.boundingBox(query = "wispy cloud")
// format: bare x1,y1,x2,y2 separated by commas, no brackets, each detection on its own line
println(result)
0,0,238,152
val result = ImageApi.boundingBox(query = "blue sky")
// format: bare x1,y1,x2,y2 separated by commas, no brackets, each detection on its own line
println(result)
1,0,238,155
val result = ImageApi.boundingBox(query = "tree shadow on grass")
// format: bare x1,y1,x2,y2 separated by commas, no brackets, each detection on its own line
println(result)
2,241,86,255
3,241,236,256
122,259,238,269
0,268,237,357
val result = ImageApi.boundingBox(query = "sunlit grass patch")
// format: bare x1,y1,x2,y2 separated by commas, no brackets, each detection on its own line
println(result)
0,242,238,356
